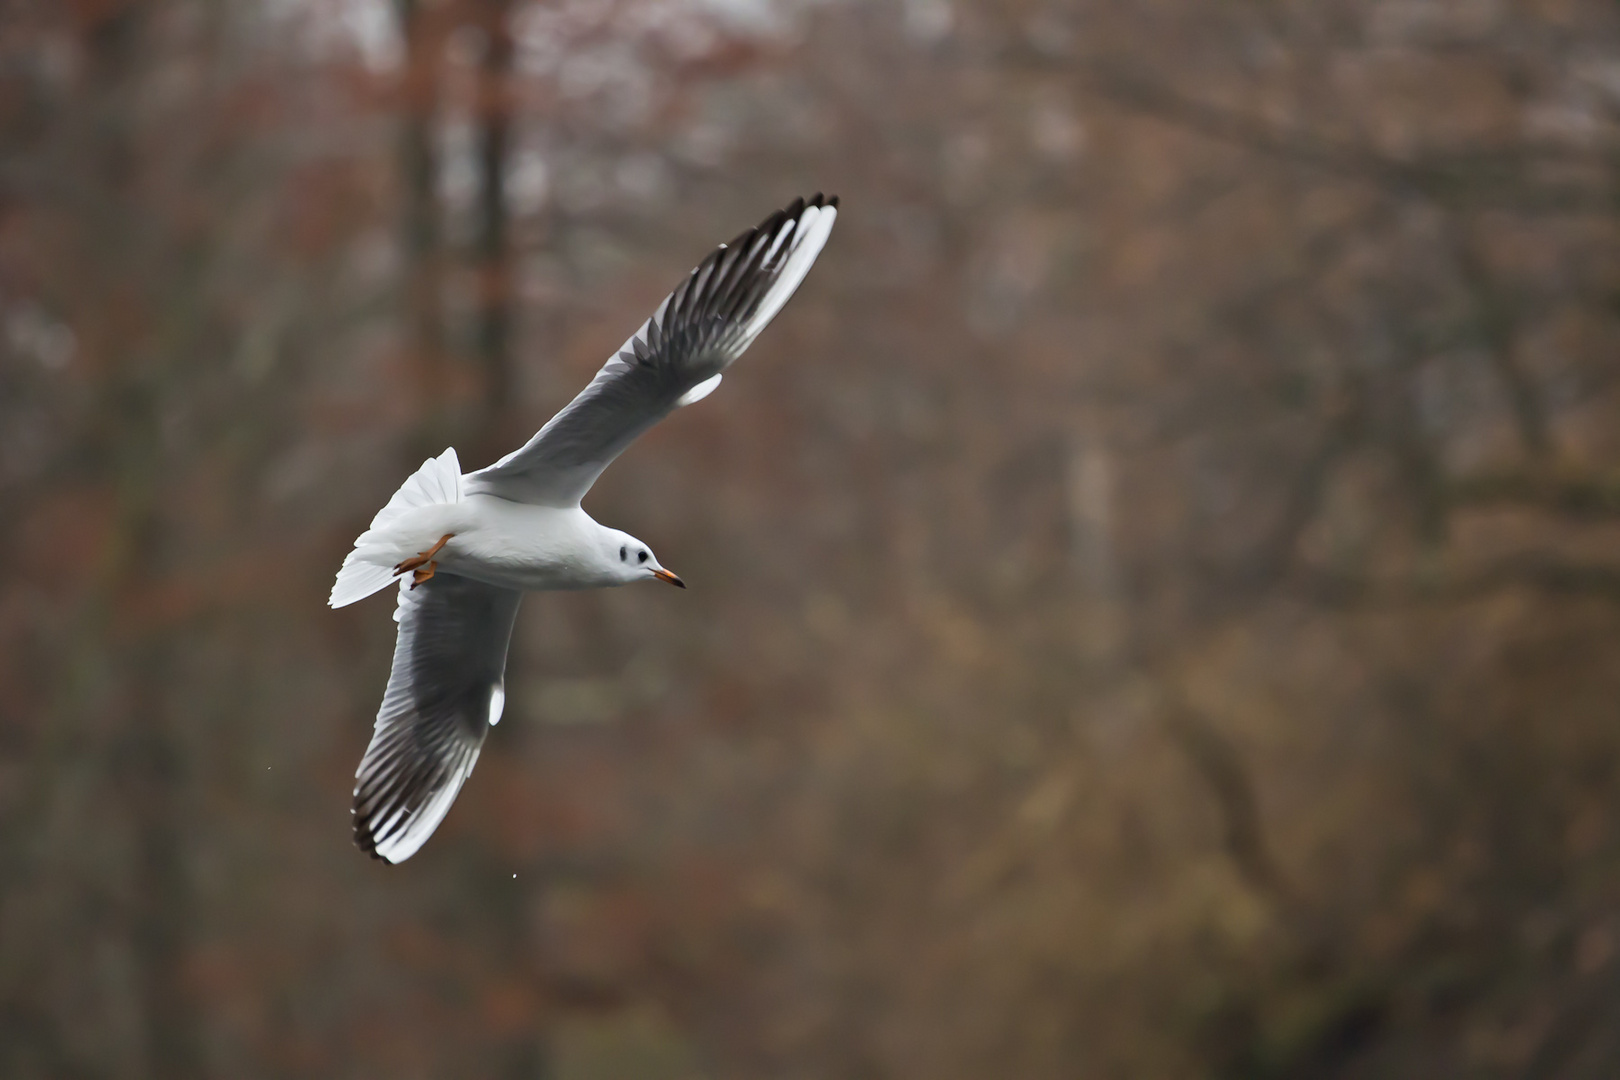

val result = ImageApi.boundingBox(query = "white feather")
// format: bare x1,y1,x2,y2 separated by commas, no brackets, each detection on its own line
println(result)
329,448,463,608
677,373,723,407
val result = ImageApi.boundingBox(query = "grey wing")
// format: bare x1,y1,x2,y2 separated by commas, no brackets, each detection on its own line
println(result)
352,572,522,864
464,194,838,506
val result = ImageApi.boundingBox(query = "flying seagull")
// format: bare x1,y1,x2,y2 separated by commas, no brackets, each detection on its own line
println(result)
330,194,838,862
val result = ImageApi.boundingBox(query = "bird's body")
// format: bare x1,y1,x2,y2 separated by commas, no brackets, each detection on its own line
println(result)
366,495,635,593
329,194,838,863
447,499,624,592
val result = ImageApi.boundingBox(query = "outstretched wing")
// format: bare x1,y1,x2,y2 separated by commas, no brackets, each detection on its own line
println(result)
353,572,522,863
465,194,838,506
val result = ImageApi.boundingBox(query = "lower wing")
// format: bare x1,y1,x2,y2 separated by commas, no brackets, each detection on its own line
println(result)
352,572,522,863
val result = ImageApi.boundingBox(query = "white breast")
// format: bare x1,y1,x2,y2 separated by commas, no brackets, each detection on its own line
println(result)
441,497,610,592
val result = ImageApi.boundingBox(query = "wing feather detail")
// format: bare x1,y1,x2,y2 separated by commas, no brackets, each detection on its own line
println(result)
352,573,522,863
465,194,838,506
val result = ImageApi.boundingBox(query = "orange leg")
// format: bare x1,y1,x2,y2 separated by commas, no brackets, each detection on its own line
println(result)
411,562,438,588
394,534,453,577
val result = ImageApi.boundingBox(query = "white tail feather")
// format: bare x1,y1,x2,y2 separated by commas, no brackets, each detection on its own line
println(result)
329,448,462,608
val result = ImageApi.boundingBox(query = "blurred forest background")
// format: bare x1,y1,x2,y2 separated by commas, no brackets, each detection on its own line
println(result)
3,0,1620,1077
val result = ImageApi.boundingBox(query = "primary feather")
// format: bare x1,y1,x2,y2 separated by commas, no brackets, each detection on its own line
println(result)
465,194,838,507
353,572,520,863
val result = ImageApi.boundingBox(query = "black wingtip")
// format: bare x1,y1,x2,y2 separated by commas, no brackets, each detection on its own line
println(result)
352,809,393,863
804,192,839,210
355,834,391,862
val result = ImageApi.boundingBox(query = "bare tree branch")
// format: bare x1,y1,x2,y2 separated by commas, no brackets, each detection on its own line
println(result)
1448,467,1620,520
1059,58,1615,216
1297,556,1620,607
1159,692,1294,906
1447,220,1554,460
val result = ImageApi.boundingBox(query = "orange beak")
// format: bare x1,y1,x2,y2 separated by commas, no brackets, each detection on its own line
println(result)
653,568,686,589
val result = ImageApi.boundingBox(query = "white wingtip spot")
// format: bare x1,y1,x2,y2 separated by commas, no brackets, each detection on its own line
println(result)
677,372,723,407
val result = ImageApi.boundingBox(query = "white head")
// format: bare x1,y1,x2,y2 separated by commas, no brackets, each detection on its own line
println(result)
600,527,685,589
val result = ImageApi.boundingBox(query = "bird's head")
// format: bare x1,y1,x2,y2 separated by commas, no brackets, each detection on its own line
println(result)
602,528,684,589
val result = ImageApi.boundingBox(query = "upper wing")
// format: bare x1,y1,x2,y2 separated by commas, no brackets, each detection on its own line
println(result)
464,194,838,506
352,572,522,864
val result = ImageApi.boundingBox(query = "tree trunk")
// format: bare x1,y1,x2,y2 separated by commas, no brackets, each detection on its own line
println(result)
396,0,449,449
473,0,516,437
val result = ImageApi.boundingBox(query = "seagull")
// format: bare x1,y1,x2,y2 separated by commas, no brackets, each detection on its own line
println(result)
329,194,838,863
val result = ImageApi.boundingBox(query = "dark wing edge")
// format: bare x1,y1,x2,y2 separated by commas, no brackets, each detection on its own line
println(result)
352,573,522,864
465,194,839,506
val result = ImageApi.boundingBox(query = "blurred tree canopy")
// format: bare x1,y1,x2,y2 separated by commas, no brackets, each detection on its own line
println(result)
2,0,1619,1077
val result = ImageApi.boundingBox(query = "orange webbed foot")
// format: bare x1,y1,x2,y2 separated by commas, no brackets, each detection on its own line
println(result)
394,534,454,577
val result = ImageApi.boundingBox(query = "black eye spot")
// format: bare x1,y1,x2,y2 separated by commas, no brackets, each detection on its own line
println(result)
619,546,627,561
638,550,648,563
